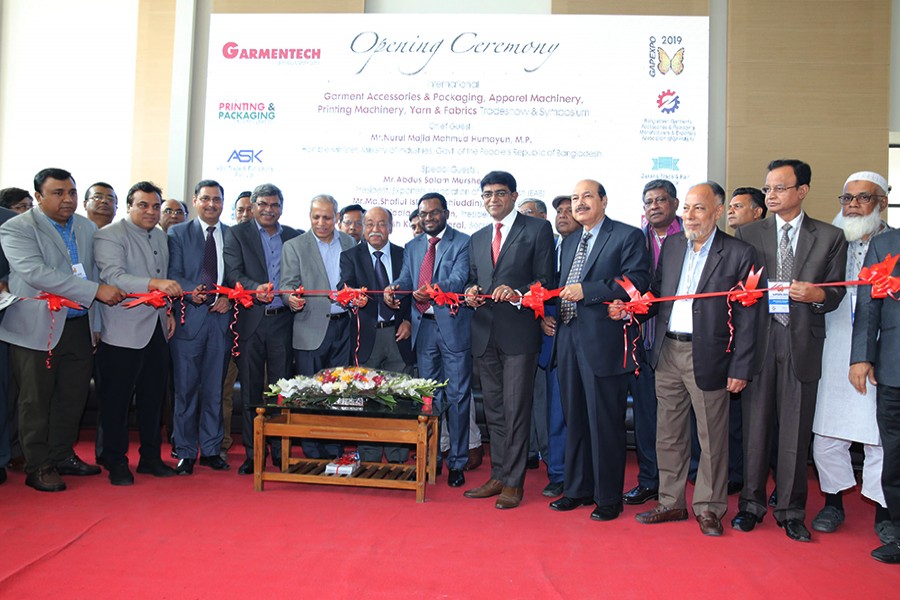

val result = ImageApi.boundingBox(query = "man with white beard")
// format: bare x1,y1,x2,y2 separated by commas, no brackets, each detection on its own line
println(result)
811,171,894,543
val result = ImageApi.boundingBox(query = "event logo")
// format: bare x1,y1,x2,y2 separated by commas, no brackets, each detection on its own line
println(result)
228,149,263,163
657,90,680,114
218,102,276,121
222,42,321,61
657,47,684,75
652,157,680,171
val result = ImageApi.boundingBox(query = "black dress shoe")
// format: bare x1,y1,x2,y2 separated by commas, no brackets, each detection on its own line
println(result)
542,481,564,498
25,466,66,492
175,458,195,475
526,456,540,470
56,455,101,476
731,511,762,532
727,481,743,495
622,484,659,505
108,462,134,486
769,488,777,506
549,496,593,512
778,518,811,542
199,455,230,470
237,458,254,475
136,460,176,477
448,469,465,487
591,502,623,521
871,542,900,564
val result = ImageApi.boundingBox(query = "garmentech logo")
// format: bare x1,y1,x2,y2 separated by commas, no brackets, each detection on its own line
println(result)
218,102,276,121
222,42,321,60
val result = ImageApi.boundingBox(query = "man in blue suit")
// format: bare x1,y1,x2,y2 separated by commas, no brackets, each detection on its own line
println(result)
385,192,473,488
167,180,232,474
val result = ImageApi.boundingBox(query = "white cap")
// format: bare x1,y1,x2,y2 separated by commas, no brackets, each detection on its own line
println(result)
844,171,890,194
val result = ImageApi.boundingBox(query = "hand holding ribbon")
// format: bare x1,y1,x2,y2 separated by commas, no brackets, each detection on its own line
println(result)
727,266,764,307
858,254,900,299
521,283,561,320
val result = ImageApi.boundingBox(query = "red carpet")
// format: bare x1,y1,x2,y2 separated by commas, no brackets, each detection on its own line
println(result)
2,435,899,598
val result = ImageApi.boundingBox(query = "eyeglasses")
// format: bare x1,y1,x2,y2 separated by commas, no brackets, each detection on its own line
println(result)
11,201,33,211
197,195,223,204
418,209,445,219
163,208,185,216
481,190,510,200
88,194,116,203
838,192,885,205
761,184,799,195
643,196,672,207
342,220,363,228
255,201,281,210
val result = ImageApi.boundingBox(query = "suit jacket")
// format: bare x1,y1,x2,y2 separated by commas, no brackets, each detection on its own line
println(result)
94,218,169,349
223,220,300,339
556,217,650,376
851,228,900,387
393,226,472,353
281,230,355,351
735,214,847,382
468,213,556,357
0,206,100,350
168,219,231,341
648,229,757,390
0,206,15,280
338,241,413,365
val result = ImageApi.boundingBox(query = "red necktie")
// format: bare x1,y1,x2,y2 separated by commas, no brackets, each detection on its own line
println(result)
416,236,440,313
491,223,502,266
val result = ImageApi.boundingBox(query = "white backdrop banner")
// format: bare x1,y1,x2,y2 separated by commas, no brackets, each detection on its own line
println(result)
204,13,708,242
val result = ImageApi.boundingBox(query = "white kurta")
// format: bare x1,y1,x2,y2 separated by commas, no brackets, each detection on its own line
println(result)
812,252,880,445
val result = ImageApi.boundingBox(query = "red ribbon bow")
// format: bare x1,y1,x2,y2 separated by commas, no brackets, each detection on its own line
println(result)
615,276,655,315
520,283,561,319
212,282,255,309
427,284,461,315
858,254,900,299
37,292,83,312
124,290,170,309
330,284,368,308
728,266,765,307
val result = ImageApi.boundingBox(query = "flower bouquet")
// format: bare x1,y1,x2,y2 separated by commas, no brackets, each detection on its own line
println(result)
265,366,447,409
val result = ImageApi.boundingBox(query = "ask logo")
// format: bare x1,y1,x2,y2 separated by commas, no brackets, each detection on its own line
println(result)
228,149,263,163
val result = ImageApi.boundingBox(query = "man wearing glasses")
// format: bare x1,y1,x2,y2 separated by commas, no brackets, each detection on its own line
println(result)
83,182,118,229
224,184,301,474
160,199,187,232
338,204,365,244
732,159,847,542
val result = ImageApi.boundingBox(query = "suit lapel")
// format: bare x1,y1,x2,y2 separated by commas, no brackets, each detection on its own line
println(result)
759,218,778,280
581,219,612,276
666,234,688,295
793,215,816,278
390,243,404,280
495,214,525,268
246,223,268,279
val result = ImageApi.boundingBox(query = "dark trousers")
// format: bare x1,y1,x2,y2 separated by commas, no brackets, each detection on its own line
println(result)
11,315,92,473
0,340,9,466
96,323,168,467
238,311,293,460
628,350,659,489
877,383,900,527
294,315,351,459
357,324,409,463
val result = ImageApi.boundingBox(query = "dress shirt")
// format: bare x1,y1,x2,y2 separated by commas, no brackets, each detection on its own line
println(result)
317,233,345,314
492,209,520,254
47,214,88,318
668,229,716,334
256,220,284,309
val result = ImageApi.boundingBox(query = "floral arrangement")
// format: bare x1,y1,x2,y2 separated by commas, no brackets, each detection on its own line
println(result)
265,366,447,409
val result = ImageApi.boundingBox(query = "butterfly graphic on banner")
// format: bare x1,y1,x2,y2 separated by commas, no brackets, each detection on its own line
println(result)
658,47,685,75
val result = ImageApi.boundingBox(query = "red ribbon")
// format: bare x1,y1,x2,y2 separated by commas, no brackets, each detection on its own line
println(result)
330,284,368,309
858,254,900,299
212,282,255,309
427,284,461,315
124,290,170,309
615,276,655,315
520,283,561,320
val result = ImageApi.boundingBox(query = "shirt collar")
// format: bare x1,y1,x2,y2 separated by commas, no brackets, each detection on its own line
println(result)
254,219,282,237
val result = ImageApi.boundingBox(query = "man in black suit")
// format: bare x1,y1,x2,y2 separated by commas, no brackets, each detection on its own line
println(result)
463,171,556,509
547,179,650,521
223,183,301,475
613,182,757,535
732,159,847,542
339,206,413,463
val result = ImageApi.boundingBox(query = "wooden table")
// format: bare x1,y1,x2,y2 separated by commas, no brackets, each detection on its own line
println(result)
253,399,440,502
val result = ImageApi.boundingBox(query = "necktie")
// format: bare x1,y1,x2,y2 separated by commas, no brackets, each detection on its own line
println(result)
416,236,440,313
560,232,592,324
201,226,217,295
491,223,502,266
775,223,793,326
373,250,391,322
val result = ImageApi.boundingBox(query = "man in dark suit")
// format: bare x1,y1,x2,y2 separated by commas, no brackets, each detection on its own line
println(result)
223,183,301,475
851,215,900,563
463,171,555,510
386,192,474,487
614,182,757,535
340,206,413,463
732,159,847,542
0,204,18,485
548,179,650,521
167,179,232,475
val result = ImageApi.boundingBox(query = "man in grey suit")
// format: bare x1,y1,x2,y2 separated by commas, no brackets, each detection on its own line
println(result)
282,194,355,459
167,180,232,475
94,181,180,485
732,159,847,542
0,168,125,492
224,183,301,475
850,178,900,563
386,192,474,486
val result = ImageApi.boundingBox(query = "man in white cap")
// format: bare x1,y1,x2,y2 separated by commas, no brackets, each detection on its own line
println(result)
812,171,893,544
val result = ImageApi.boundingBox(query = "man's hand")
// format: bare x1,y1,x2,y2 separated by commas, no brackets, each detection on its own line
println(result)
210,295,231,314
191,284,207,305
849,362,876,395
491,284,517,303
256,282,274,304
726,378,748,394
354,294,369,308
149,278,183,297
396,320,411,341
0,281,8,294
384,285,401,309
608,299,628,321
541,315,557,337
465,285,484,308
166,313,176,340
96,284,126,306
789,280,826,304
288,292,305,311
559,283,584,303
411,284,431,303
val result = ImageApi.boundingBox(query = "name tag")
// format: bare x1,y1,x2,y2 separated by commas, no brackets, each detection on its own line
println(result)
72,263,87,279
768,279,789,314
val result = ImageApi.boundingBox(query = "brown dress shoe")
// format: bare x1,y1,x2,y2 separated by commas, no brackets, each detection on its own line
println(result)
463,478,503,499
25,466,66,492
464,446,484,471
696,511,724,536
495,486,523,509
635,503,689,524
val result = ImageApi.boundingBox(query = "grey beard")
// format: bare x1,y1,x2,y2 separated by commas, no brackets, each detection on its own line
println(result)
833,209,882,242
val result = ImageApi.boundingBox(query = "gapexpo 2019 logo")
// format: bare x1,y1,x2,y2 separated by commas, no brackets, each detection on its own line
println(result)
222,41,321,61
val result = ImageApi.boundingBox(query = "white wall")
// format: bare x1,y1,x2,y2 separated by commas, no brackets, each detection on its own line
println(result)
0,0,138,205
